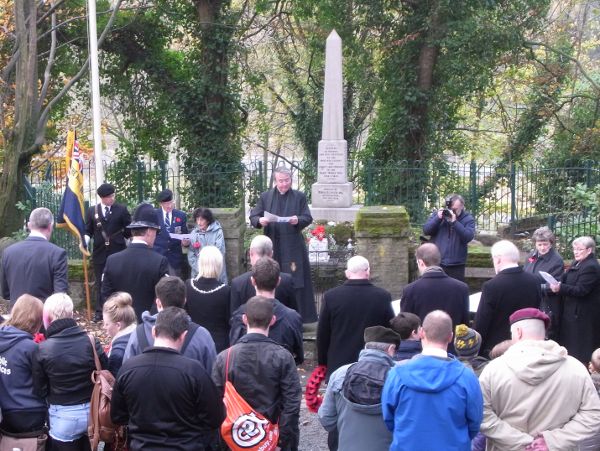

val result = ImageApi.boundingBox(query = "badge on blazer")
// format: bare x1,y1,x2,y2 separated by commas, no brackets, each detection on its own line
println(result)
290,261,296,272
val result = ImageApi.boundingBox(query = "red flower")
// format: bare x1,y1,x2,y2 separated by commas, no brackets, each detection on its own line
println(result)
33,333,46,343
175,217,181,223
193,241,201,249
528,256,537,263
311,225,327,241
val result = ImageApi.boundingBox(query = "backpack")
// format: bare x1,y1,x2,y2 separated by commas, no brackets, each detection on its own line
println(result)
87,335,124,451
136,321,199,353
220,347,279,451
341,358,392,406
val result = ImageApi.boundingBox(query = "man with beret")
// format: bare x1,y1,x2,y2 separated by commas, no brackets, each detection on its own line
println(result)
382,310,483,450
479,308,600,451
153,189,190,277
85,183,131,321
101,203,170,320
319,326,401,451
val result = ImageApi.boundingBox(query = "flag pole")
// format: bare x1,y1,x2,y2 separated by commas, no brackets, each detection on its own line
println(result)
82,253,93,321
87,0,104,186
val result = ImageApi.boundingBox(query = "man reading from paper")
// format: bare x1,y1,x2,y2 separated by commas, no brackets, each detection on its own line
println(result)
250,166,317,323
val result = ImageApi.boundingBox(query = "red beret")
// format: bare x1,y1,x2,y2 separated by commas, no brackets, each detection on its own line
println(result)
509,308,550,330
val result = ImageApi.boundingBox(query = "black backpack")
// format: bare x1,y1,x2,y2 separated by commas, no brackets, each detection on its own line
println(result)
342,359,392,406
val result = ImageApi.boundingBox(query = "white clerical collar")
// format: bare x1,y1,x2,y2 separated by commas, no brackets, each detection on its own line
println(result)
29,230,47,240
421,347,448,358
131,238,148,246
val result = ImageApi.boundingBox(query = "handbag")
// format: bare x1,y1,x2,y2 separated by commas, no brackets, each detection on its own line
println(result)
0,428,47,451
220,347,279,451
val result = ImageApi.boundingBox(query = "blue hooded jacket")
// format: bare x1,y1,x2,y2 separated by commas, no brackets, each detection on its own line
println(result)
0,326,46,413
382,354,483,451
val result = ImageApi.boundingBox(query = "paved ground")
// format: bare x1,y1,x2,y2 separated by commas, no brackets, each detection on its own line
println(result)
297,361,328,450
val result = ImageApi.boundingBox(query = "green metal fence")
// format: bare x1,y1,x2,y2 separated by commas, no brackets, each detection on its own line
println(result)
25,158,600,259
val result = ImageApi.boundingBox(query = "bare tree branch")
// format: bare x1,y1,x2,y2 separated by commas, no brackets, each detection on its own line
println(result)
38,2,57,113
25,0,125,158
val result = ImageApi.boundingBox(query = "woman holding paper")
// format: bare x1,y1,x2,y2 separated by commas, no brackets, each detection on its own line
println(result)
188,207,227,283
550,236,600,363
524,227,564,338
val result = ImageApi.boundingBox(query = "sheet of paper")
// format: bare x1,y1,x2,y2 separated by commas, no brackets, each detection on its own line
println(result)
469,292,482,313
169,233,191,241
391,299,401,315
264,211,293,223
539,271,558,285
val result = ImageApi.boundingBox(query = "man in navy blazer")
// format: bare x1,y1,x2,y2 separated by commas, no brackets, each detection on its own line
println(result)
102,203,170,320
1,208,68,306
153,189,189,277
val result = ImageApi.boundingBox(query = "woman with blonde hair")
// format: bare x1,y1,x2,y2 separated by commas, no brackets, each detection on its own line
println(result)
0,294,47,434
185,245,230,352
102,292,137,376
33,293,107,450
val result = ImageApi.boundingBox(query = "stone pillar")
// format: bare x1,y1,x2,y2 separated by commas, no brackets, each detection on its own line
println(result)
354,206,410,299
211,207,246,280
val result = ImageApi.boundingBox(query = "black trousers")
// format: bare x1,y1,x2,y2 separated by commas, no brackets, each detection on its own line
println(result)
93,262,105,314
441,264,466,282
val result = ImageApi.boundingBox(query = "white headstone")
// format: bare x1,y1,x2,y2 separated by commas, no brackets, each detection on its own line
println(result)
311,30,353,209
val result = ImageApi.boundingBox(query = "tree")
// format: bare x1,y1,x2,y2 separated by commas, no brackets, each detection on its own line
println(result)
0,0,123,236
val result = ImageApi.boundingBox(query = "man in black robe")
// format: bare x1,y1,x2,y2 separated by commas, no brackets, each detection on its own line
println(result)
249,166,317,323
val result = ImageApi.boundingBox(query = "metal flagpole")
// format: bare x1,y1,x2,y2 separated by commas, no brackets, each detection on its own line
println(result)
87,0,105,189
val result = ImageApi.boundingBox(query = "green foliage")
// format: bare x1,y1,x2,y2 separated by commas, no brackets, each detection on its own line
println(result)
100,1,243,209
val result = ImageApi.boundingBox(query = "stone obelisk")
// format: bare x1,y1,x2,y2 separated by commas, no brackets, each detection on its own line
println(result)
311,30,353,209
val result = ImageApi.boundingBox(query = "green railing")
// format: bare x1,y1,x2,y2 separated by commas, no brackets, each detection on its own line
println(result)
25,158,600,259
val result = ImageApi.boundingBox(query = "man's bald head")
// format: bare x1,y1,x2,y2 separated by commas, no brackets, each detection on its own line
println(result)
422,310,453,345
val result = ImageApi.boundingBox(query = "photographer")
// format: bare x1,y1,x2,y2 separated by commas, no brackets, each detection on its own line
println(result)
423,194,475,282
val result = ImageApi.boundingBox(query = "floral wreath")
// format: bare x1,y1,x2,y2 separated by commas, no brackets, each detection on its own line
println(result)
310,225,327,241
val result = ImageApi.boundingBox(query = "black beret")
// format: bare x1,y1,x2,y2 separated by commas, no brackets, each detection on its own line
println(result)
509,308,550,330
157,189,173,203
364,326,401,346
97,183,115,198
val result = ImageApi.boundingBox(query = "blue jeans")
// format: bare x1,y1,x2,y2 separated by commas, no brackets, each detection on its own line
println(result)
48,403,89,442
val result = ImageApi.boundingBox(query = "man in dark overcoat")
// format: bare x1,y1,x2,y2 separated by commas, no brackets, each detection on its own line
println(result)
401,243,469,352
1,207,68,306
85,183,131,320
475,240,541,357
249,166,317,323
317,255,394,379
230,234,297,312
101,203,169,320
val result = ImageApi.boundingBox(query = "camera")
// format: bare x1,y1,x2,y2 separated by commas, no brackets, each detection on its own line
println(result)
442,199,453,218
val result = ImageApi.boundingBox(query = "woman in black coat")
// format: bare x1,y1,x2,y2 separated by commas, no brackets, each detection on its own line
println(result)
551,236,600,364
185,245,231,352
523,226,564,338
33,293,107,451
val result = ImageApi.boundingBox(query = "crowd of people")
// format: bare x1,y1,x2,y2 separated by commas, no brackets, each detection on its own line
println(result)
0,179,599,451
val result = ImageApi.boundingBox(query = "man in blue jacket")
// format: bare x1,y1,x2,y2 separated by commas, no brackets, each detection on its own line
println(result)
382,310,483,451
423,194,475,281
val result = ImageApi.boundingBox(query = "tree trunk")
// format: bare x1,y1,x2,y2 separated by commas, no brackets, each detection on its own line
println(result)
0,0,38,237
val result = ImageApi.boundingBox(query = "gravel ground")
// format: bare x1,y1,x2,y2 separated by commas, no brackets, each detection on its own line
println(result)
0,303,329,450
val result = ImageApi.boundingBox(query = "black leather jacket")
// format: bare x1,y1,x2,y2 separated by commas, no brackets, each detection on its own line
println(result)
32,318,107,405
212,334,302,450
